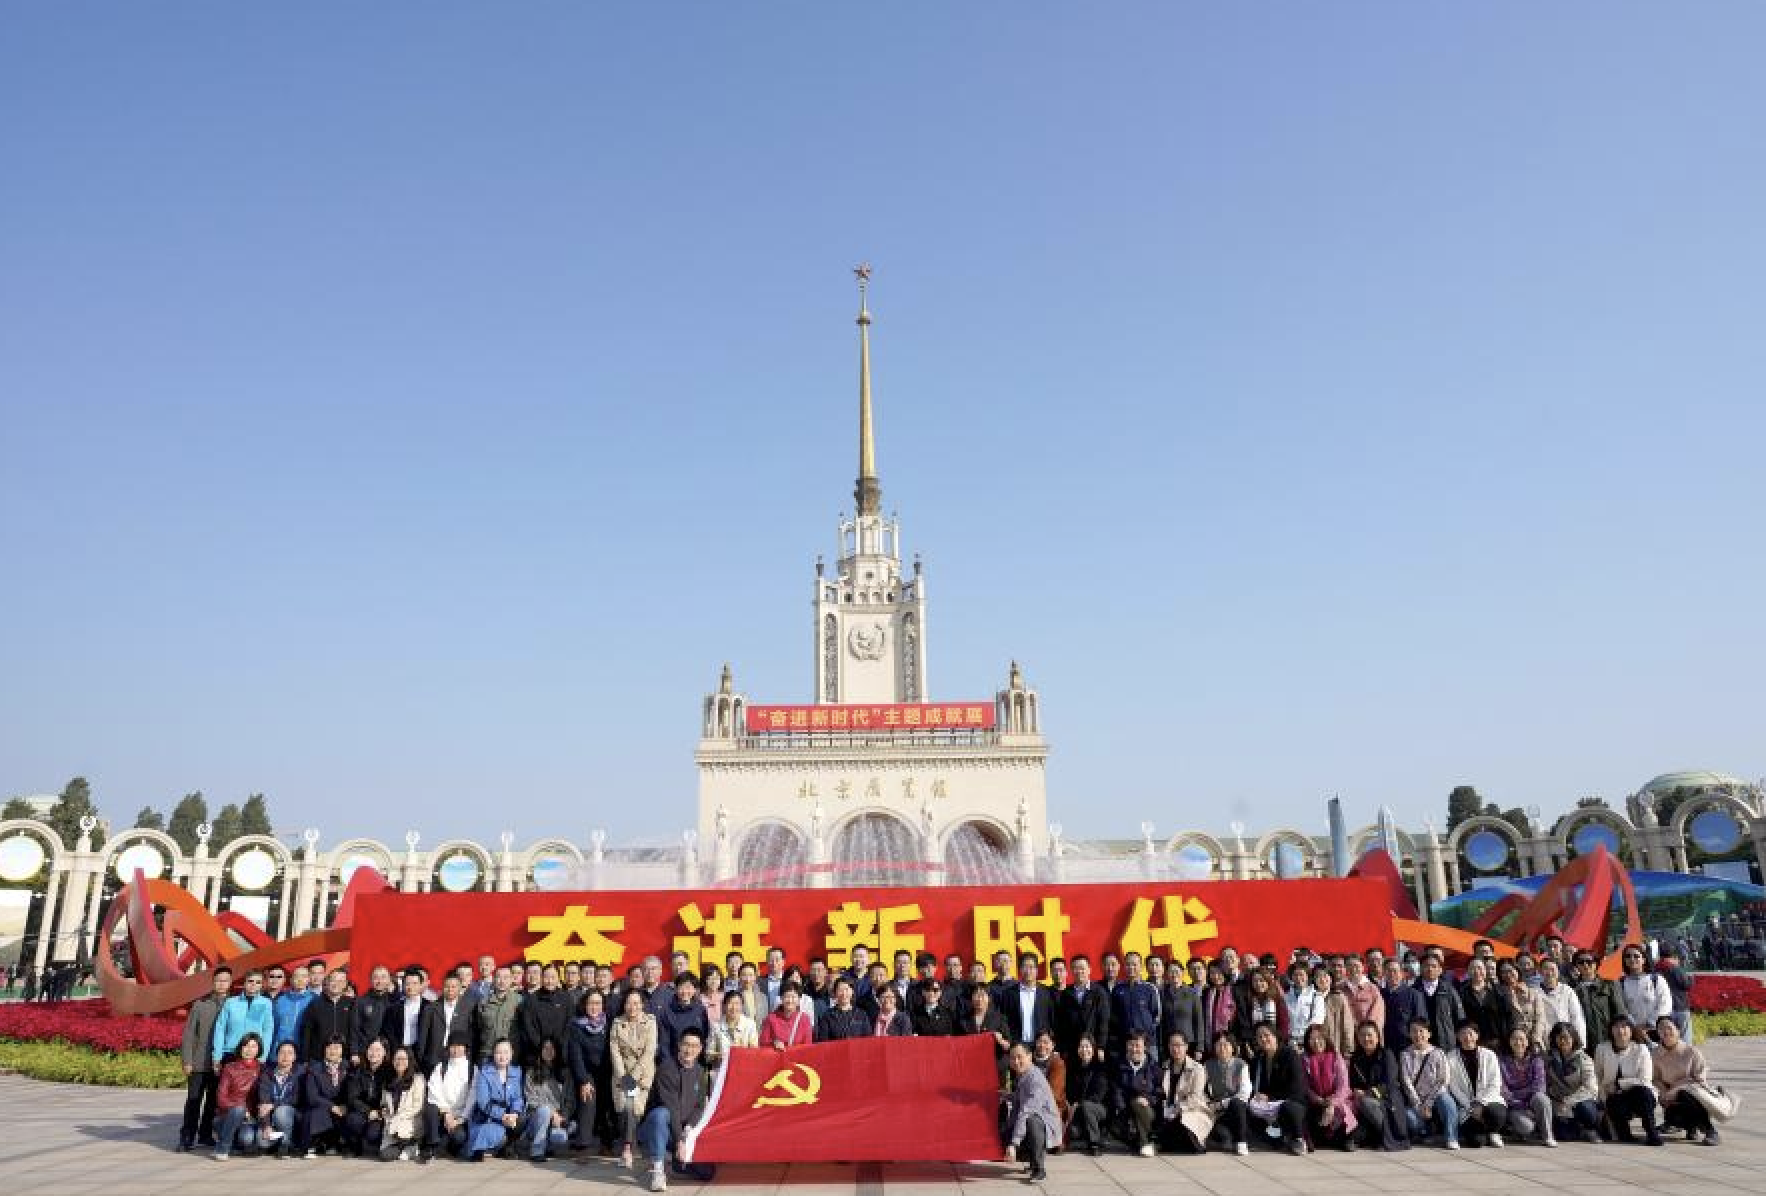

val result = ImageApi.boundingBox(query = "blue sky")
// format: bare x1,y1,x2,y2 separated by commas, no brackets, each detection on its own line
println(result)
3,5,1762,849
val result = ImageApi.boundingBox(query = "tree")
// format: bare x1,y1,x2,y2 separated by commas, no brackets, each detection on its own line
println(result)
167,792,208,854
1445,785,1484,832
45,777,99,846
133,806,165,831
239,794,273,838
1,797,35,821
210,802,244,848
1483,803,1532,838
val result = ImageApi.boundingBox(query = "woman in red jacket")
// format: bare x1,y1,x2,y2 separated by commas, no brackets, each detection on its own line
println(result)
214,1033,265,1159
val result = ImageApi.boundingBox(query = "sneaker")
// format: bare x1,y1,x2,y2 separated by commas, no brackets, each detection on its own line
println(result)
1137,1143,1155,1157
1644,1131,1664,1147
212,1152,229,1162
262,1129,283,1144
647,1166,667,1192
1542,1137,1558,1149
398,1148,411,1162
1705,1128,1722,1146
1234,1143,1248,1156
302,1149,317,1159
1027,1170,1046,1183
1488,1133,1503,1149
1445,1140,1461,1151
1581,1128,1601,1144
1286,1141,1305,1156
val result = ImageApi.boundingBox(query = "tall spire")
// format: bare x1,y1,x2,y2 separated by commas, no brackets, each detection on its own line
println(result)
853,263,881,517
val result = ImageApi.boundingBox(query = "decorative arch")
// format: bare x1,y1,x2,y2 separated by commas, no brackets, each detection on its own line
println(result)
1669,793,1757,843
212,834,291,870
519,840,584,868
733,820,807,888
942,817,1017,887
1555,809,1634,863
1163,831,1227,858
324,839,395,876
0,818,69,863
830,809,921,886
428,839,495,892
1346,825,1415,860
1252,830,1316,878
96,827,188,883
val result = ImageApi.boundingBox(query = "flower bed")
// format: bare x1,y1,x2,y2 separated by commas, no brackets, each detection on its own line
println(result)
1690,973,1766,1014
0,998,185,1052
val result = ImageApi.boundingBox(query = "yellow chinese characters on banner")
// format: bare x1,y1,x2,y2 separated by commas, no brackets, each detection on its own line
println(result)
673,902,774,973
1118,894,1219,965
824,900,925,969
972,896,1069,965
526,905,628,964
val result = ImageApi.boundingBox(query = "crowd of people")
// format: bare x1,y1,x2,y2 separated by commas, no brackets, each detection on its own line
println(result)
175,936,1731,1187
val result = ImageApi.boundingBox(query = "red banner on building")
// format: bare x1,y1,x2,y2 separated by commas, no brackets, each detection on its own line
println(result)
744,702,996,733
347,878,1392,986
681,1036,1002,1163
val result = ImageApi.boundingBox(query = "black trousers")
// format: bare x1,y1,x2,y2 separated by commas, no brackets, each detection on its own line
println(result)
180,1069,218,1145
1249,1098,1306,1144
1014,1117,1047,1172
1206,1099,1249,1147
422,1105,467,1153
1661,1092,1713,1136
1460,1100,1507,1144
341,1112,384,1155
1605,1087,1659,1140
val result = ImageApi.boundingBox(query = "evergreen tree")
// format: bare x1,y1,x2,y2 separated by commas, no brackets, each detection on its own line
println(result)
46,777,99,845
239,794,273,838
210,802,244,847
1,797,35,821
167,792,209,854
133,806,165,831
1445,785,1484,832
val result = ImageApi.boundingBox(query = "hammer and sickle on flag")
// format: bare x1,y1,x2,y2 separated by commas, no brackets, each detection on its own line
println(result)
752,1063,821,1108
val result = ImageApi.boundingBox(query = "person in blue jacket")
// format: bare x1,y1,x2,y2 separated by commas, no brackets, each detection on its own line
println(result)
272,966,317,1056
467,1037,526,1160
213,969,275,1066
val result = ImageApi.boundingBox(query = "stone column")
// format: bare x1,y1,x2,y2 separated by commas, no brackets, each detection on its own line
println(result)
51,819,97,963
33,866,63,972
1422,829,1449,907
494,832,515,893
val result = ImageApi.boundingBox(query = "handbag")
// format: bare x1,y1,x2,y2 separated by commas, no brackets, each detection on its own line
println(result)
1685,1080,1740,1123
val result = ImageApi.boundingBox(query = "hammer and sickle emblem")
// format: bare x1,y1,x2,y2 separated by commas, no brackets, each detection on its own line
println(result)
752,1063,821,1109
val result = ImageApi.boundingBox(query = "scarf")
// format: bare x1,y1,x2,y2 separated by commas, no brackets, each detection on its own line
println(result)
575,1012,608,1035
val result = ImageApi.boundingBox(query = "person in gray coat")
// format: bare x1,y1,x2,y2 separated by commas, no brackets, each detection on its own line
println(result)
1004,1043,1060,1181
178,967,233,1151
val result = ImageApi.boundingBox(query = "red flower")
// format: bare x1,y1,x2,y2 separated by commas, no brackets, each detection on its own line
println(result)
1690,973,1766,1014
0,998,183,1053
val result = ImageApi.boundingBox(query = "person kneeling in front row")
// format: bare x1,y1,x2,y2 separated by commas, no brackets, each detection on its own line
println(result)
1005,1043,1060,1181
640,1029,715,1191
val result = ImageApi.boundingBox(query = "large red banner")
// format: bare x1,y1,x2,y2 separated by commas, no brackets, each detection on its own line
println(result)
745,701,995,733
348,878,1392,983
681,1036,1001,1163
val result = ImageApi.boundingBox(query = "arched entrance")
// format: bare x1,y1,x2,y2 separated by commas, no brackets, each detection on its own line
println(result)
831,812,920,886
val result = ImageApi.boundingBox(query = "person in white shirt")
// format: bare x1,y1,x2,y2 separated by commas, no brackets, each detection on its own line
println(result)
1535,959,1585,1047
1616,947,1671,1042
421,1040,475,1161
1593,1016,1663,1145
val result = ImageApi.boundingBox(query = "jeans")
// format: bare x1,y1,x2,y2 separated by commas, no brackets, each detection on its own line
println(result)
1553,1099,1602,1141
522,1104,570,1158
1404,1093,1459,1145
180,1069,218,1146
638,1108,715,1181
260,1104,298,1155
213,1106,257,1157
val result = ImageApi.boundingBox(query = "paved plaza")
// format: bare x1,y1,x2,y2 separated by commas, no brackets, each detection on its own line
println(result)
3,1037,1763,1196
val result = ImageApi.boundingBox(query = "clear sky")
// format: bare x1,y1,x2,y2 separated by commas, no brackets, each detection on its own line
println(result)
3,5,1762,851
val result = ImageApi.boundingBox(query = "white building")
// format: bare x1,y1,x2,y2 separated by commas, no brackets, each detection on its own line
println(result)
695,268,1049,888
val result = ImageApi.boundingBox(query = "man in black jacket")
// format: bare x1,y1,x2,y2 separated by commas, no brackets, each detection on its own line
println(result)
383,967,444,1074
1002,953,1055,1046
639,1030,712,1191
300,968,354,1063
432,972,479,1065
514,963,571,1066
909,979,955,1037
1056,955,1110,1062
350,965,396,1064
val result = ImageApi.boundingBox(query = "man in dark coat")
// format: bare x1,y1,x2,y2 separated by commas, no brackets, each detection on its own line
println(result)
431,971,479,1064
1381,961,1428,1054
382,967,445,1074
655,970,711,1062
814,977,871,1041
1056,955,1110,1061
514,963,572,1066
909,980,956,1037
1002,953,1055,1047
1413,955,1466,1054
300,968,355,1064
350,964,396,1064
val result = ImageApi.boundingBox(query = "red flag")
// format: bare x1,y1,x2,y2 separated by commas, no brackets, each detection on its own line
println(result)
681,1035,1001,1163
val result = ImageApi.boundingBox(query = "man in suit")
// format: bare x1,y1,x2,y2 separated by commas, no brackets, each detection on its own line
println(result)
382,967,444,1074
350,965,396,1065
1056,954,1110,1062
1002,953,1055,1047
432,971,478,1064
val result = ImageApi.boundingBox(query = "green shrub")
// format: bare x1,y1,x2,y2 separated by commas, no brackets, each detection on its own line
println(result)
0,1040,184,1088
1693,1010,1766,1040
